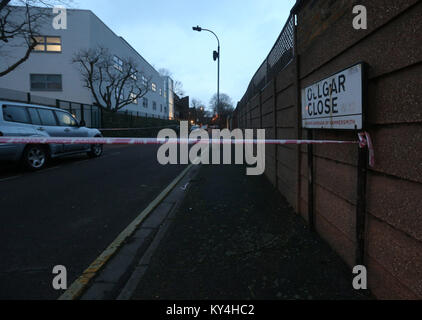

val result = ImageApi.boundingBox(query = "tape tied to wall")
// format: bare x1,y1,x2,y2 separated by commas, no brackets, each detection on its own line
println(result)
0,132,374,167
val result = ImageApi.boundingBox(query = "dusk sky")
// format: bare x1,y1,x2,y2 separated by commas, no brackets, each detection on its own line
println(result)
74,0,296,110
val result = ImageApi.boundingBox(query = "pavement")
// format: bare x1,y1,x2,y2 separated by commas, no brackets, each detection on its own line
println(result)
127,162,372,300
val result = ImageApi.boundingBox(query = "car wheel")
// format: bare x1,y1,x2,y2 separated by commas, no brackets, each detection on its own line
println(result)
87,143,103,158
23,145,48,171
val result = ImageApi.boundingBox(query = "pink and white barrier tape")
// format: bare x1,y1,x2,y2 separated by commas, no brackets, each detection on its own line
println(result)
0,132,374,166
0,136,358,145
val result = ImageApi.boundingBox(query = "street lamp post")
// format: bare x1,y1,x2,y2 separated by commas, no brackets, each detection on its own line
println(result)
192,25,220,115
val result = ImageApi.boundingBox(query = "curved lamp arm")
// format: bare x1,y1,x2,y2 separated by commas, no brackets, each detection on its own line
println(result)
192,25,220,48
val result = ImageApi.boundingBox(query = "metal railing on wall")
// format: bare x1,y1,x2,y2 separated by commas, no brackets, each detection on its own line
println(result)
115,109,169,120
240,14,295,104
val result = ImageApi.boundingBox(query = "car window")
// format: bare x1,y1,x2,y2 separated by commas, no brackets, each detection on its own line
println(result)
37,108,57,126
27,108,43,125
2,105,31,124
55,111,78,127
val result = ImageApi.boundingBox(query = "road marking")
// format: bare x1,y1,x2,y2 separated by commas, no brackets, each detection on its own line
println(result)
58,163,195,300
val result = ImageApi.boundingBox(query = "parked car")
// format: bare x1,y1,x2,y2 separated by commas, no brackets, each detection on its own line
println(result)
0,100,103,171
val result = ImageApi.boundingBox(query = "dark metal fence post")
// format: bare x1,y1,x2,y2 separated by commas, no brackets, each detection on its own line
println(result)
293,13,303,215
80,104,85,122
356,144,368,265
273,78,278,189
307,129,315,231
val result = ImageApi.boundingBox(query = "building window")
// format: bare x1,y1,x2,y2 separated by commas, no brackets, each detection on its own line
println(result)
30,74,62,91
151,83,157,92
152,101,157,110
143,97,148,108
113,56,123,72
130,68,137,80
159,88,162,96
142,75,148,87
160,104,163,112
130,93,138,104
33,36,62,52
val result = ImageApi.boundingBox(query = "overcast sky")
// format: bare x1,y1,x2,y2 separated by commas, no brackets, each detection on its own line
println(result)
74,0,296,110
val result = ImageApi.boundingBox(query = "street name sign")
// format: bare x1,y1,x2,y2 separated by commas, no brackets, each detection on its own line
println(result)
301,63,364,130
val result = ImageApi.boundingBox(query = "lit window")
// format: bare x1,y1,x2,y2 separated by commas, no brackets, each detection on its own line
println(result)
30,74,62,91
130,93,138,104
142,75,148,87
113,56,123,72
152,83,157,92
33,36,62,52
159,88,162,96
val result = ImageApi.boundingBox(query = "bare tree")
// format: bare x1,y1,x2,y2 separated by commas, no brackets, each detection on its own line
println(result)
0,1,70,77
190,98,206,124
72,47,150,112
209,93,234,116
191,98,203,109
209,93,234,127
173,80,184,96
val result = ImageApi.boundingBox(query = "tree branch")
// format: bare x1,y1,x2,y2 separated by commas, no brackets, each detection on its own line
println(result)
0,0,11,12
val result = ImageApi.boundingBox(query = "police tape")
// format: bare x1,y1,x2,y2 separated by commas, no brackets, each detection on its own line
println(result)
0,132,374,166
0,136,358,145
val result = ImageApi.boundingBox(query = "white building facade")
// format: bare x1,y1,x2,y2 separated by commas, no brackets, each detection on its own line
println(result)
0,7,174,120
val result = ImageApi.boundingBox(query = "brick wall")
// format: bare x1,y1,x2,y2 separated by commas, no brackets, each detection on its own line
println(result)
235,0,422,299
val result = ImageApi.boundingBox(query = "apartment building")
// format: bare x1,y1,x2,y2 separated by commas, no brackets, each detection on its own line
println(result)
0,7,174,120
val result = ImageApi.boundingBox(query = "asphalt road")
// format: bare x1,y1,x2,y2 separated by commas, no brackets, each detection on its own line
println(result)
0,145,187,299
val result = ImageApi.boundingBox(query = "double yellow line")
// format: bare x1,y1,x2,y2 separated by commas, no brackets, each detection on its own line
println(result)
59,163,194,300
